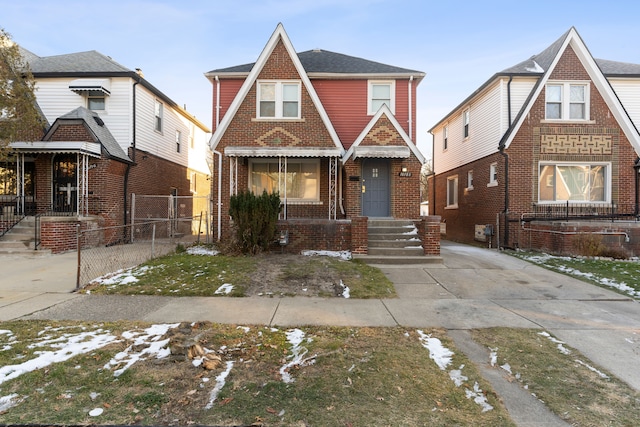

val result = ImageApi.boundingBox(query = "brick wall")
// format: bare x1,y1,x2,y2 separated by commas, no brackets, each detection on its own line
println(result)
351,216,368,254
418,215,441,255
275,219,351,254
39,216,100,254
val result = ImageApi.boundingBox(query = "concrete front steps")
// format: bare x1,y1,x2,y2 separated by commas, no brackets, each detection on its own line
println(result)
354,219,442,265
0,216,50,255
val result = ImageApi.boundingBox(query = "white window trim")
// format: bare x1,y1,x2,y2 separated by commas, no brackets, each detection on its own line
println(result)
368,80,396,115
487,163,498,187
154,100,163,133
446,175,458,209
248,158,320,202
537,161,611,204
256,80,301,119
176,130,182,153
462,108,470,139
466,170,474,191
443,125,449,151
87,91,106,111
543,81,591,122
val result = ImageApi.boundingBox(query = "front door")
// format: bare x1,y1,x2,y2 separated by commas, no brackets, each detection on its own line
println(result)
53,154,77,213
362,159,390,217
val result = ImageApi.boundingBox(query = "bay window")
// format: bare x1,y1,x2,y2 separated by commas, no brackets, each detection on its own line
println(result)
538,163,608,203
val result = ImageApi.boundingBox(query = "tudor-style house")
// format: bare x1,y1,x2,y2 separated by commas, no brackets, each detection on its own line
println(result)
429,27,640,256
206,24,439,257
1,47,211,253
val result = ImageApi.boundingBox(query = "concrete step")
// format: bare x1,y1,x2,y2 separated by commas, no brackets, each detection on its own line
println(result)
368,239,422,248
353,254,443,265
367,219,415,227
367,247,424,256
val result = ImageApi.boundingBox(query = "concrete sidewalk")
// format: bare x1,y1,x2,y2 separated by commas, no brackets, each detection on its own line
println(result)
1,241,639,426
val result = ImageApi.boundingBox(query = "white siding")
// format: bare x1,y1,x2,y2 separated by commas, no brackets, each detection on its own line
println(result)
432,77,538,175
609,78,640,131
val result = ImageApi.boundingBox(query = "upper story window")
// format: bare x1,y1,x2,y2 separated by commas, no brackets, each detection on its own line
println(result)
87,90,105,111
545,82,589,120
368,80,395,115
257,81,301,119
462,109,470,138
176,130,181,153
443,125,448,150
154,100,163,132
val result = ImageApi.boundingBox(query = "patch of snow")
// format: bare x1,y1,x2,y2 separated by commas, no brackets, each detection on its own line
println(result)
465,382,494,412
525,60,544,73
575,359,609,379
538,331,571,355
0,328,119,386
214,283,234,295
89,407,104,417
416,330,453,370
489,348,498,367
280,329,316,383
187,246,219,256
338,280,350,298
301,250,352,261
449,365,468,386
237,326,250,333
104,323,179,377
402,226,418,235
0,329,17,352
500,363,512,374
0,393,22,412
204,361,234,409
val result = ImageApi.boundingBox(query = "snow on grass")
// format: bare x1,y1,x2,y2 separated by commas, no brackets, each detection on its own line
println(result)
0,330,17,352
417,330,453,370
301,250,352,261
214,283,234,295
574,359,609,379
538,331,571,355
104,323,179,377
417,330,493,412
187,246,219,256
0,328,119,386
204,361,234,409
0,393,22,412
280,329,316,383
338,279,350,298
91,265,157,287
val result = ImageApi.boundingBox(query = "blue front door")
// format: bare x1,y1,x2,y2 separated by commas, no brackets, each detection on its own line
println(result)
362,159,390,217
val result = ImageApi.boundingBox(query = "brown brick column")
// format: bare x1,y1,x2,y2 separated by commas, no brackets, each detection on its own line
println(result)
421,215,441,256
351,216,368,254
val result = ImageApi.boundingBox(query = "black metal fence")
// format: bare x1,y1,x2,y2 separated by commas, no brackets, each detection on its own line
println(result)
521,202,639,222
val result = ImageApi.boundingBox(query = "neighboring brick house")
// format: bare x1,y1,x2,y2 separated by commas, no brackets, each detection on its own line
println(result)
3,48,211,253
429,27,640,256
206,24,438,254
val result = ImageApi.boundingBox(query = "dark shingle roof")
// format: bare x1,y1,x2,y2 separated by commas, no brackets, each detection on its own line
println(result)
57,107,131,163
207,49,424,76
29,50,131,74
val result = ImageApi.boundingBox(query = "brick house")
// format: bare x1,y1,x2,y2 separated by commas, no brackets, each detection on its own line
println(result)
429,27,640,256
206,24,439,256
2,48,211,253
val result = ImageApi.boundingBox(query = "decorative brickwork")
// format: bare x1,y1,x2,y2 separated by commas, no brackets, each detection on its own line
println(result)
540,134,612,154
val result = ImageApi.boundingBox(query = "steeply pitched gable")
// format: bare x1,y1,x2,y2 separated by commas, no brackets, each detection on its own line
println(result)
500,27,640,155
343,104,425,164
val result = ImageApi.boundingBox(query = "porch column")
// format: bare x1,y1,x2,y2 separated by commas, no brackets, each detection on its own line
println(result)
229,157,238,196
279,156,288,220
77,153,89,216
16,153,24,214
328,157,337,220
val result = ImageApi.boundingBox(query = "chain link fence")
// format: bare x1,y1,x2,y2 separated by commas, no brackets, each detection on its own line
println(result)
77,219,197,289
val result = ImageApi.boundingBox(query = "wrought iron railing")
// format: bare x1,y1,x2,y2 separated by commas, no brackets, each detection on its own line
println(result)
521,202,639,222
0,197,26,238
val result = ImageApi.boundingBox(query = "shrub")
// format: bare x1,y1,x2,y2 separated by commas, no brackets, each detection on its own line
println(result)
229,190,281,254
571,233,605,257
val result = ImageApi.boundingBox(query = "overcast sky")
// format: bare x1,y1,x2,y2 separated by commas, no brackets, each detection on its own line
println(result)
3,0,640,159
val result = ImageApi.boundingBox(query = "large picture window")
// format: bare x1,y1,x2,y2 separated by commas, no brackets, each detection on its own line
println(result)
0,161,35,196
257,81,300,119
250,159,319,201
538,163,608,203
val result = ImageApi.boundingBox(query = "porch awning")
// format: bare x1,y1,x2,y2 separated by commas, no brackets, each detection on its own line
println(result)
69,79,111,94
352,146,410,159
10,141,102,158
224,146,342,157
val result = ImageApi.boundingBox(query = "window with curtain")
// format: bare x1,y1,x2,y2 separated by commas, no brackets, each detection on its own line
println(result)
538,163,607,202
250,159,319,201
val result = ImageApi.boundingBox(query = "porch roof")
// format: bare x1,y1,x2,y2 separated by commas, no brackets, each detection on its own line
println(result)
352,145,410,159
224,146,342,157
9,141,102,158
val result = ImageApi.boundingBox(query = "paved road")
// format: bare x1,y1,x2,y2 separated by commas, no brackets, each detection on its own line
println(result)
1,241,638,426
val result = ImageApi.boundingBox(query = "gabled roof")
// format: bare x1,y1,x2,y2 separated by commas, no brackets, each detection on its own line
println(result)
430,27,640,134
206,49,424,80
208,23,343,153
44,107,132,163
24,49,210,132
343,104,425,164
499,27,640,155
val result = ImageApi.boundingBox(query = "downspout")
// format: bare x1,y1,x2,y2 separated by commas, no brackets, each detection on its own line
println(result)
499,76,513,248
213,150,223,241
408,76,414,140
125,78,141,232
634,157,640,217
